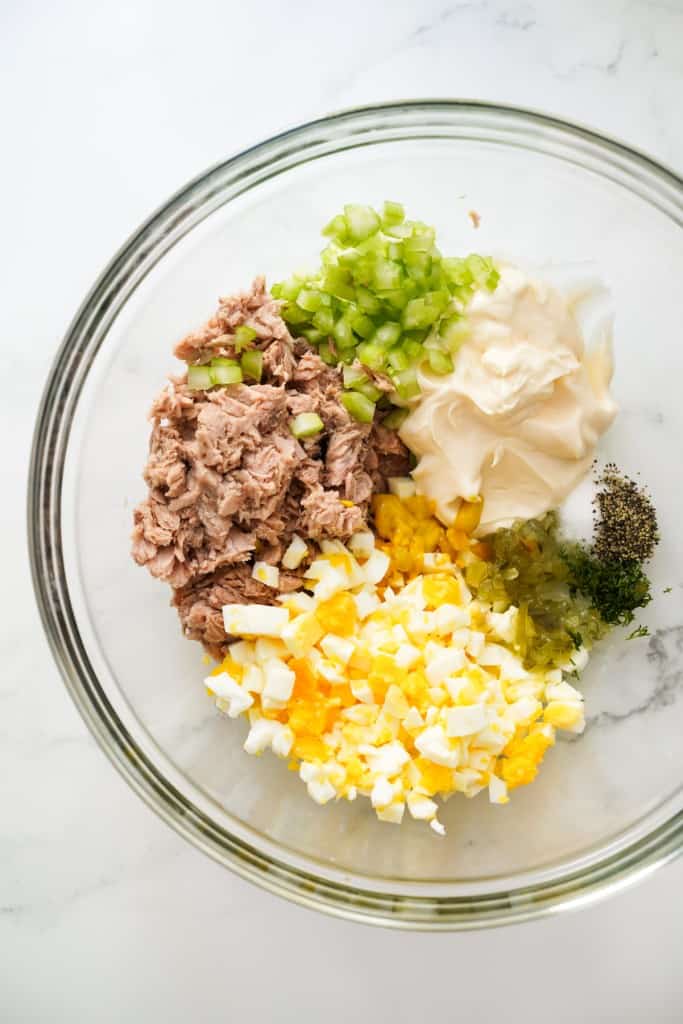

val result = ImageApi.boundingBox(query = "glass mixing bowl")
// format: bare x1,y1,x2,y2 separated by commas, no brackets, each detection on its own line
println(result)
29,102,683,928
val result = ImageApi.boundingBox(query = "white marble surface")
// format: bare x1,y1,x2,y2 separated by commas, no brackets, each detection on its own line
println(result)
3,1,683,1020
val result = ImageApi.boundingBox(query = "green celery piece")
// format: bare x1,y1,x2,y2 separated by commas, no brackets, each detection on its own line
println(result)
384,222,413,239
356,341,387,372
344,204,380,242
392,367,420,400
312,309,335,335
323,266,356,302
381,201,405,227
211,363,243,386
427,349,454,375
282,304,309,326
373,322,401,348
187,365,213,390
355,285,382,314
378,289,410,311
348,310,375,339
333,318,355,349
382,407,409,430
388,348,410,372
210,357,239,367
440,316,470,353
338,248,361,267
322,214,348,240
353,379,383,402
343,364,368,389
233,325,257,351
442,257,474,287
486,267,500,291
341,390,376,423
290,412,325,438
240,349,263,382
372,259,402,291
318,342,336,365
297,288,324,312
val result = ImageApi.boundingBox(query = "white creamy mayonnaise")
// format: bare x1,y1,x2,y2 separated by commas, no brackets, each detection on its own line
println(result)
399,263,618,534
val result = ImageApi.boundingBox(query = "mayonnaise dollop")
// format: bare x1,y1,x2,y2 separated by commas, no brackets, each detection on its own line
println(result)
399,263,618,534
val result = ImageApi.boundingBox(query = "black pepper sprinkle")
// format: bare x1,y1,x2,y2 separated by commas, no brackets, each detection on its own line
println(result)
592,463,659,564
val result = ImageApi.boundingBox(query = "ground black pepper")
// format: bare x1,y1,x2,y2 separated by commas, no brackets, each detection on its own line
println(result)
592,463,659,564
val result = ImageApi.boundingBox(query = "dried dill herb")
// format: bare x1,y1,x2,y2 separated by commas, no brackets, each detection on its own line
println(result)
561,545,652,627
626,624,650,640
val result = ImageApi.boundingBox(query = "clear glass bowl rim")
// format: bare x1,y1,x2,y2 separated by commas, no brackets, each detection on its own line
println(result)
28,100,683,930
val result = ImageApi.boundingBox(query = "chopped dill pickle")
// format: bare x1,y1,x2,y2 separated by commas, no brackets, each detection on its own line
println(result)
473,513,610,669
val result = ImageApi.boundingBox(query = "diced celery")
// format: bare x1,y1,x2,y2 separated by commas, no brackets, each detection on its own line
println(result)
403,338,423,361
290,412,324,438
281,304,309,325
297,288,324,312
404,250,432,274
322,214,348,240
486,267,500,291
271,202,500,397
392,367,420,400
381,201,405,227
356,341,387,371
333,318,354,349
372,259,402,291
338,248,361,267
348,310,375,339
388,348,410,373
302,327,324,345
323,266,356,302
272,279,301,303
312,309,335,335
403,230,434,255
318,342,336,365
427,349,454,375
374,322,401,348
210,357,239,367
234,325,257,351
384,222,413,239
402,298,428,330
341,391,376,423
440,316,470,353
379,288,412,310
240,350,263,382
382,407,409,430
344,204,380,242
187,365,213,390
354,380,383,402
343,365,368,389
211,363,243,386
442,257,473,287
355,285,382,314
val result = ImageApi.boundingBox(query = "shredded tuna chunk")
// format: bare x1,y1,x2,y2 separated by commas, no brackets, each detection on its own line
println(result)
131,278,411,652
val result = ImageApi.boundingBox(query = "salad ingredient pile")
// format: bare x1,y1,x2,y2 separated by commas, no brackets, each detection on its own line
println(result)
209,506,585,834
131,201,660,833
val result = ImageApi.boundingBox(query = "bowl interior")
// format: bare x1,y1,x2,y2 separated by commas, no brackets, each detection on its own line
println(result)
55,110,683,902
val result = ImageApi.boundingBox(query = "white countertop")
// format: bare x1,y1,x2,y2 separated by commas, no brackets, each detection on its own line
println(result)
4,1,683,1020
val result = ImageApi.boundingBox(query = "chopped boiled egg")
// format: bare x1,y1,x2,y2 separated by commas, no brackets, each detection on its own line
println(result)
282,534,309,570
252,561,280,589
223,604,289,638
208,528,591,834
